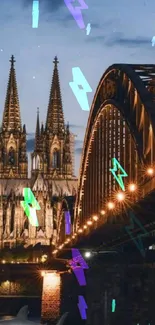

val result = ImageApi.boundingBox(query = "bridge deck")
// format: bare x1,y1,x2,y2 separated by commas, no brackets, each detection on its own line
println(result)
58,183,155,256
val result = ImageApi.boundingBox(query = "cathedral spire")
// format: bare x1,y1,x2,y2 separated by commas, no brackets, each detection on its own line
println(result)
45,56,65,135
35,107,40,151
2,55,22,132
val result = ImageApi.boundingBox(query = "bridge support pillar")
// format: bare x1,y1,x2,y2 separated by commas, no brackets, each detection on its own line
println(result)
41,271,61,324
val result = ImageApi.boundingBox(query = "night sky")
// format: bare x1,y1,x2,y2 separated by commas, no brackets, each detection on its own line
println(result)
0,0,155,176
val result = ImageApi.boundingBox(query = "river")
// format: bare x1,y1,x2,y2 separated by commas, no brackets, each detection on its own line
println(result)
0,316,40,322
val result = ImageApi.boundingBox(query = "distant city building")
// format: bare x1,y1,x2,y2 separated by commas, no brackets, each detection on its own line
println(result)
0,55,78,248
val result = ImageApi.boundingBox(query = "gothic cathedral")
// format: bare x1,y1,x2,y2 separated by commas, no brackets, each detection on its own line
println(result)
0,55,78,248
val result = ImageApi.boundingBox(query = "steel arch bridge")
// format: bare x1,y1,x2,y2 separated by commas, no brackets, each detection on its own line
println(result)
56,63,155,253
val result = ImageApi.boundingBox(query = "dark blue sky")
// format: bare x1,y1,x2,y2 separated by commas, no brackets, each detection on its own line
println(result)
0,0,154,176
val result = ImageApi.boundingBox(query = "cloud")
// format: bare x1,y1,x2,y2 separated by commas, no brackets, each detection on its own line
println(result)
88,18,120,31
91,23,101,29
27,136,83,152
27,138,34,152
75,139,83,147
86,33,151,48
69,124,85,129
107,36,151,48
86,35,106,43
61,20,101,29
27,132,35,138
22,0,64,11
75,147,83,154
22,0,90,26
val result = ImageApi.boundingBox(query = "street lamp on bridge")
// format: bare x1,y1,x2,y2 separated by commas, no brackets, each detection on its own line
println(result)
128,183,137,192
92,215,98,221
100,210,106,215
84,251,92,258
87,220,93,225
146,167,154,176
107,202,115,210
115,192,125,202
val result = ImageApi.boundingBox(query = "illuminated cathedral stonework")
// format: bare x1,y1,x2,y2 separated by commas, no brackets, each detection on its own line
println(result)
0,55,78,248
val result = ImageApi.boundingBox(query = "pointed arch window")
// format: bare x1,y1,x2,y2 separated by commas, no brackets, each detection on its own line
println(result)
8,147,15,165
37,201,44,228
33,156,36,170
24,218,29,230
52,149,60,168
36,155,41,169
1,148,4,163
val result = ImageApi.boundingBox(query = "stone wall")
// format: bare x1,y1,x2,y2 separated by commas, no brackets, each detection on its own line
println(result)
85,258,155,325
0,278,42,296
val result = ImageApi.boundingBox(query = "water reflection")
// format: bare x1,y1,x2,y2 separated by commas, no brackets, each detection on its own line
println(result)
0,316,40,322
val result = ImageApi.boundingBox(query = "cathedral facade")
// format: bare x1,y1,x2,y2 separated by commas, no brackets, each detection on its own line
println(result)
0,55,78,248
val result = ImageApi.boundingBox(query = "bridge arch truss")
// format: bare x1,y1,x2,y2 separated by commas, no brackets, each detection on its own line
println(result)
74,64,155,232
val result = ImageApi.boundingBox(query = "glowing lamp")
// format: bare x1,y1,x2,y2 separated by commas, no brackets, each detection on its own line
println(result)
87,220,92,225
84,251,91,258
78,228,83,233
107,202,115,210
128,183,137,192
100,210,106,215
116,192,125,201
147,167,154,176
43,272,60,288
83,225,87,229
41,254,48,262
93,215,98,221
